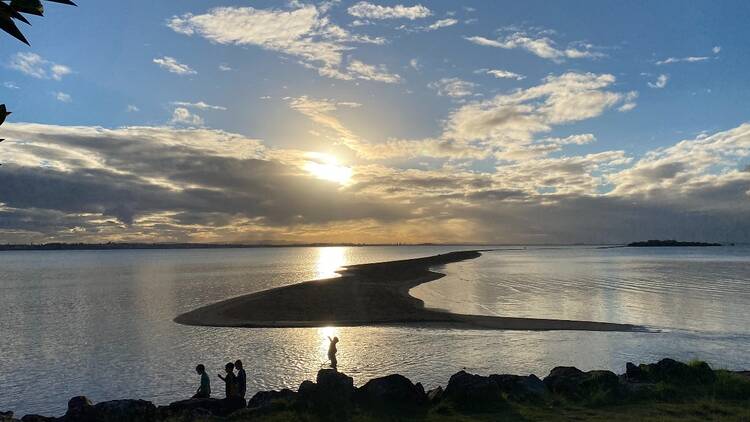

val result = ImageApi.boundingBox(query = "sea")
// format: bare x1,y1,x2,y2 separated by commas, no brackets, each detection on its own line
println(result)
1,245,749,416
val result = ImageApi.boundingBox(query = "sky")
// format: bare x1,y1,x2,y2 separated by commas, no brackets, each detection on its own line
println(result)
0,0,749,244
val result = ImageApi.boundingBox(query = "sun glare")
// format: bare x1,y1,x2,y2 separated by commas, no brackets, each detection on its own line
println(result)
304,153,352,185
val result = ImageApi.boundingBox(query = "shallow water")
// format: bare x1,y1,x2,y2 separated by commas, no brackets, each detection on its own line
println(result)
1,245,749,416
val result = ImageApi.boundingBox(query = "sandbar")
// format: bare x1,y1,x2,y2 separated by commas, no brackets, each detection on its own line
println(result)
175,250,641,331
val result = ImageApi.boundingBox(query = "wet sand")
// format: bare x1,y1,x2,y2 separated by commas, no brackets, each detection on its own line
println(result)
175,250,641,331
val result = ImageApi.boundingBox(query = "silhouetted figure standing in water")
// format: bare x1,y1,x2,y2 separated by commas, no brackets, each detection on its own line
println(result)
327,336,339,369
192,364,210,399
217,362,239,399
234,360,247,399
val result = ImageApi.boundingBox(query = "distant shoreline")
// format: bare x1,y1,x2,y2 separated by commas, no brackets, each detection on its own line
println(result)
175,250,642,332
627,240,723,247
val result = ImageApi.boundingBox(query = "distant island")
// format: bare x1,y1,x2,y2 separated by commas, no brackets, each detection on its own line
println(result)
627,240,722,247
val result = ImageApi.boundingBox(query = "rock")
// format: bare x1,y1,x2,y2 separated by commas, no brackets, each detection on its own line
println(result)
544,367,620,401
162,397,242,417
297,380,317,401
543,367,586,396
426,386,444,403
0,411,18,422
356,374,428,408
316,369,355,404
637,358,716,385
92,399,157,422
293,370,356,418
247,389,297,409
444,371,505,410
489,374,547,400
65,396,95,421
625,362,644,382
20,416,56,422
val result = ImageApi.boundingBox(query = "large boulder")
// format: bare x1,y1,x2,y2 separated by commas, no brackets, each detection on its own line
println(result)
161,397,243,418
637,359,716,385
92,399,157,422
355,374,427,408
21,416,56,422
444,371,505,410
247,389,297,409
489,374,547,400
426,386,444,403
0,411,18,422
20,416,55,422
64,396,95,421
543,367,585,396
295,370,356,419
544,367,620,402
316,369,355,404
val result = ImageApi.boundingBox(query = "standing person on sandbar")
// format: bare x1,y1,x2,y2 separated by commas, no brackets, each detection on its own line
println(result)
327,336,339,369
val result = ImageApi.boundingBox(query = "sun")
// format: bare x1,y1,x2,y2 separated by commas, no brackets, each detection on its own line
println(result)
304,153,353,185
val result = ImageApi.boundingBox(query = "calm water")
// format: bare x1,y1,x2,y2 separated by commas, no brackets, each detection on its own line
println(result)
1,246,749,416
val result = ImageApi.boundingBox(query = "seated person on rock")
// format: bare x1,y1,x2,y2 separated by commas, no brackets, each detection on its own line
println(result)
193,364,211,399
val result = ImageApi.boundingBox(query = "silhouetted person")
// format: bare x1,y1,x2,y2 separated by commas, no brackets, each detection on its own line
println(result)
193,364,210,399
234,360,247,399
217,362,239,399
327,336,339,369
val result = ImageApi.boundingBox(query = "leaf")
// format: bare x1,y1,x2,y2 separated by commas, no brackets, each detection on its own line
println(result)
0,14,29,45
0,2,30,24
10,0,44,16
45,0,76,5
0,104,10,126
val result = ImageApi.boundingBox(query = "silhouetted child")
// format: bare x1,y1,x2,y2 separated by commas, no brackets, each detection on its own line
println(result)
234,360,247,399
217,362,239,399
327,336,339,369
193,364,211,399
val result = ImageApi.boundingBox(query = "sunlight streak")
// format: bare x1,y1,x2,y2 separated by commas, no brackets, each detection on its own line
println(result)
315,246,346,279
304,153,352,185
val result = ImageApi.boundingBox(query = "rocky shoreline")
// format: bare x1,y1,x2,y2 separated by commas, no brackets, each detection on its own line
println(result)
3,358,748,421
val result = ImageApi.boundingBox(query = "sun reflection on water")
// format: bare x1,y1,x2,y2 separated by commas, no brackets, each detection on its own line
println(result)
315,247,346,279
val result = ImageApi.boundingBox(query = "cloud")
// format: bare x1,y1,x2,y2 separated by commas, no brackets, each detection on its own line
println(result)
483,69,525,80
153,56,197,75
429,77,476,98
609,123,750,200
618,91,638,112
465,32,603,62
657,47,721,65
9,53,72,80
0,124,407,241
218,63,232,71
170,108,204,126
409,58,421,70
347,2,431,19
171,101,227,111
168,4,392,82
4,81,19,89
2,121,750,243
126,105,140,112
446,73,629,151
423,18,457,31
656,56,709,65
648,74,668,89
54,92,72,103
346,60,401,83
